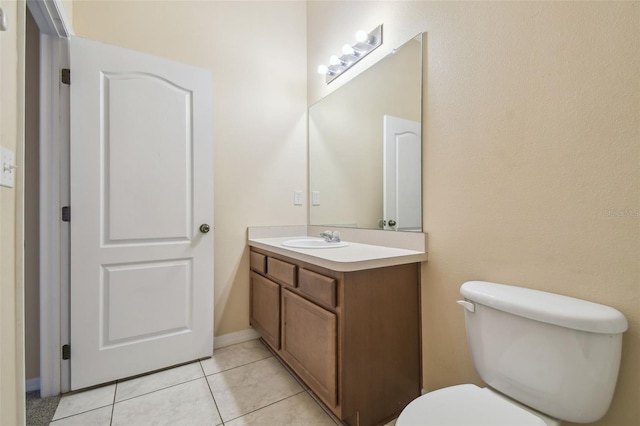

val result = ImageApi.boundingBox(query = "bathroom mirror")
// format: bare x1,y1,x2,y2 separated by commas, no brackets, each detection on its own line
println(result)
309,33,423,231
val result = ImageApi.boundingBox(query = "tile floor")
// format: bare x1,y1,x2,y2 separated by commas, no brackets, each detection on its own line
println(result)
49,339,343,426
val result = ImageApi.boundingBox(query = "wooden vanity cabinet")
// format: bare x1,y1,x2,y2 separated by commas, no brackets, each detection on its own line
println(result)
249,247,421,426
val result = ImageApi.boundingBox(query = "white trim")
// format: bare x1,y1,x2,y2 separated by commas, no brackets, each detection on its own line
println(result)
38,33,70,398
213,329,260,350
26,0,74,37
29,0,74,399
25,378,41,392
16,4,28,425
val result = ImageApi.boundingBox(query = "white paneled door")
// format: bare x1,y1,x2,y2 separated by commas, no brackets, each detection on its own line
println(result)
69,37,213,390
383,115,421,232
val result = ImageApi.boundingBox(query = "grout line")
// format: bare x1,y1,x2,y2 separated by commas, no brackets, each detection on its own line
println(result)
50,404,113,423
201,360,225,426
202,353,274,378
113,375,205,404
110,382,117,426
222,389,308,424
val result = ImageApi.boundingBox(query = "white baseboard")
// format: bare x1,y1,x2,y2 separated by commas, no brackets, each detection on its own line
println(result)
214,328,260,349
26,378,41,392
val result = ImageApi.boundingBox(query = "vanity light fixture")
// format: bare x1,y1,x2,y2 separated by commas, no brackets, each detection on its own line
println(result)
317,24,383,84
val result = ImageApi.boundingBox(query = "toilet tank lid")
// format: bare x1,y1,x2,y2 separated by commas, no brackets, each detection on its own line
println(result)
460,281,628,334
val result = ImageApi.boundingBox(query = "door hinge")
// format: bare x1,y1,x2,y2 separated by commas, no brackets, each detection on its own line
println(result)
62,206,70,222
62,344,71,360
61,68,71,85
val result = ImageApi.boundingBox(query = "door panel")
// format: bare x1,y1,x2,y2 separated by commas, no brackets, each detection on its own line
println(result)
70,36,213,390
383,115,421,231
101,260,192,346
104,73,192,243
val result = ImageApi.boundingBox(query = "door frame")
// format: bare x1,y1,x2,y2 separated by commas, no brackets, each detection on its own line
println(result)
26,0,74,397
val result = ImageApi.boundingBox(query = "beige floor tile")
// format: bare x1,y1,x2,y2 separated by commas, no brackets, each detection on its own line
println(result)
111,378,222,426
52,384,115,421
201,339,272,376
207,357,303,421
49,406,112,426
115,361,203,402
225,392,338,426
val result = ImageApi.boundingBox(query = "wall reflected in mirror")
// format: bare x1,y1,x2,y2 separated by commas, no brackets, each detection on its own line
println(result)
309,33,423,231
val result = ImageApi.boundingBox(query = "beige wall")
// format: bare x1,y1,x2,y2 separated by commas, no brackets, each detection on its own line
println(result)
308,2,639,425
72,0,308,337
0,0,26,424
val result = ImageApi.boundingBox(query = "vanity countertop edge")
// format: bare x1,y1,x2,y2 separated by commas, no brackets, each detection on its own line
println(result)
247,228,428,272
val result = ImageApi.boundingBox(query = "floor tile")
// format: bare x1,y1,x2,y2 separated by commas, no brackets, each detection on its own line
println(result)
201,339,272,376
115,361,203,402
225,392,337,426
52,384,115,421
49,406,112,426
111,378,222,426
207,357,303,421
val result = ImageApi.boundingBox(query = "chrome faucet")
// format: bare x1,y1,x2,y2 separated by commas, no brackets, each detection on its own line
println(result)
320,230,341,243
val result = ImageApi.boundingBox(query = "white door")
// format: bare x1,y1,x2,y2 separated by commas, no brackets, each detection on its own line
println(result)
383,116,421,232
69,36,214,390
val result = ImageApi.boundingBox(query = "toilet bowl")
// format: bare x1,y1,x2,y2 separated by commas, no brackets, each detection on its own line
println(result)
396,384,558,426
396,281,627,426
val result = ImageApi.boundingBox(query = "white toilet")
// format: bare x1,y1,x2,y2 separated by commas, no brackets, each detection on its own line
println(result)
397,281,628,426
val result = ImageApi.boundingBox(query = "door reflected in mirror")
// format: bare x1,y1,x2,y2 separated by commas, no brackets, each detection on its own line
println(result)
309,33,423,231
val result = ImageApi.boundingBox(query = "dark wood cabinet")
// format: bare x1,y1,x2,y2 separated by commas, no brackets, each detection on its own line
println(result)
249,247,421,426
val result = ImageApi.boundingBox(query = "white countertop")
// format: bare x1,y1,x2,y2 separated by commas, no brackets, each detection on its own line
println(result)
248,235,428,272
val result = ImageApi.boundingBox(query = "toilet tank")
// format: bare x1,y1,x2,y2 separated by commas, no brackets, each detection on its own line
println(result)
460,281,628,424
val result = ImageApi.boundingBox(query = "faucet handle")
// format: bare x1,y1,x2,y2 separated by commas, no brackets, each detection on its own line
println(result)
332,231,341,242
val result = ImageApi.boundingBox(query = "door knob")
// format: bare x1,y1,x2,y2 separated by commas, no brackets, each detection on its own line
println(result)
388,220,397,227
199,224,211,234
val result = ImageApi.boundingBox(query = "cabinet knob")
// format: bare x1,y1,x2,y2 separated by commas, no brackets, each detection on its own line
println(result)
199,224,211,234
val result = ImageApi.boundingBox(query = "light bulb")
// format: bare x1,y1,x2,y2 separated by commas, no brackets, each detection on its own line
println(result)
355,30,368,43
317,65,329,75
329,55,341,66
342,44,355,56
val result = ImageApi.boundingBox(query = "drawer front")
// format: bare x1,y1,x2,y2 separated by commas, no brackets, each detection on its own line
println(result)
267,257,297,288
249,251,267,274
298,269,336,309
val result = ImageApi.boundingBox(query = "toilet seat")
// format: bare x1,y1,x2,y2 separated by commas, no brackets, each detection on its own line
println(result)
396,384,548,426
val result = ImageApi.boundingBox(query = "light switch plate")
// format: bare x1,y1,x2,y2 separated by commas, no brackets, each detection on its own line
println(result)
0,146,16,188
294,190,303,206
312,191,320,206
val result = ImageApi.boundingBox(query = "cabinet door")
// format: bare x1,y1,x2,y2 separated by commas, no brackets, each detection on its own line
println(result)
250,272,280,350
281,289,337,407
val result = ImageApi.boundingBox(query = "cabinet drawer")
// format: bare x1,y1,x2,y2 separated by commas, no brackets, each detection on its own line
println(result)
298,269,336,309
250,251,267,274
267,257,297,288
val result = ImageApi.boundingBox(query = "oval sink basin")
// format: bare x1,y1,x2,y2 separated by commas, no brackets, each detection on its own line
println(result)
282,238,349,249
